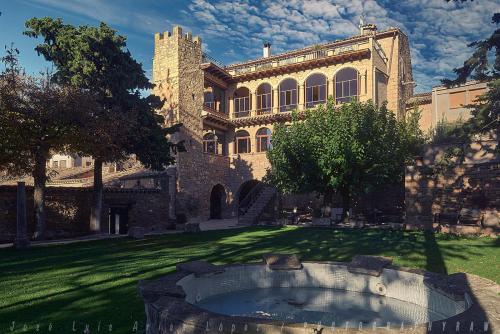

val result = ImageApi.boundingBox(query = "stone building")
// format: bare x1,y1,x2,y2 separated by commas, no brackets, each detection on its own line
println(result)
153,22,414,222
404,81,498,233
46,153,94,169
406,81,488,133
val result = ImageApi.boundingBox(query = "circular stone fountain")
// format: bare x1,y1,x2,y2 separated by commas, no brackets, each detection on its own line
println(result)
138,255,499,334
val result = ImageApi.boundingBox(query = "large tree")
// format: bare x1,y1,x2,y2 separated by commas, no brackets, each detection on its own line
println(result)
442,13,499,139
24,18,181,232
0,46,96,239
267,100,423,221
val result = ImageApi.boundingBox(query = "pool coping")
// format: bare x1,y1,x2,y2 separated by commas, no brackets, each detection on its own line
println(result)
138,259,499,334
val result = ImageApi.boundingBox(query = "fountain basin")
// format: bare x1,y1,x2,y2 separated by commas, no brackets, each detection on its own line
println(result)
138,256,499,334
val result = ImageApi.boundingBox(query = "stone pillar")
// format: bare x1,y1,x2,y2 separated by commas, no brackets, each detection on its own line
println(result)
228,95,234,119
298,84,304,110
251,91,257,117
166,166,177,228
328,78,335,100
273,89,279,113
14,182,30,249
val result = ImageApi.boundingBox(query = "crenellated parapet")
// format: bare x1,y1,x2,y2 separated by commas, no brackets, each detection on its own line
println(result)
154,26,202,47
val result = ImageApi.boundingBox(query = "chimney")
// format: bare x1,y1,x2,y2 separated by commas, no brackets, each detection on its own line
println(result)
263,42,271,58
360,23,377,35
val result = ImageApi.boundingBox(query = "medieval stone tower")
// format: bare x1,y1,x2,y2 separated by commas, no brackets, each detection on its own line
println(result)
152,26,209,217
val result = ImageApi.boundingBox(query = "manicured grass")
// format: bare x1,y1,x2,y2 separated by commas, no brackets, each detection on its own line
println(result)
0,227,498,333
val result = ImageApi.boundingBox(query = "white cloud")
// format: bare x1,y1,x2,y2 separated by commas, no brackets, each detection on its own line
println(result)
22,0,498,93
188,0,497,93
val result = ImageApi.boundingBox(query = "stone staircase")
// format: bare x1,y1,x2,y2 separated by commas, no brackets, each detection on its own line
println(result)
238,185,276,226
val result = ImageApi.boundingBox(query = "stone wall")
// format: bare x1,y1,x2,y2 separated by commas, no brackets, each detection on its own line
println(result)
405,140,499,233
0,186,170,243
193,154,231,219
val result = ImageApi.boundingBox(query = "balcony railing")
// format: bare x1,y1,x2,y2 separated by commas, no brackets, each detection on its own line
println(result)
204,101,215,109
256,108,272,116
202,52,226,69
228,42,361,75
202,104,229,120
234,110,251,118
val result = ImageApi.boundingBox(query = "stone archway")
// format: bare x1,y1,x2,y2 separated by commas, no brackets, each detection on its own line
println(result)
210,184,226,219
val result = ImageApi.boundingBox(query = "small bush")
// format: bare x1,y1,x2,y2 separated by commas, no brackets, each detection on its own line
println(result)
430,119,469,145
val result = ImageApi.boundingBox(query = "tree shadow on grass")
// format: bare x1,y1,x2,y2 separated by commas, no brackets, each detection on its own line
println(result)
0,226,497,333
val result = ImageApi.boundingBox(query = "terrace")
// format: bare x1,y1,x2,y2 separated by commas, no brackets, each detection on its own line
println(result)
202,40,370,84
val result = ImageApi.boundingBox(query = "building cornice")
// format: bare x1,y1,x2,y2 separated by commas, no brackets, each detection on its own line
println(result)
226,28,400,70
231,49,370,82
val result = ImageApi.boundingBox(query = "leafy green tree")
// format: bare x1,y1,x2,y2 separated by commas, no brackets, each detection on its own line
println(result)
442,13,499,138
267,100,423,221
0,46,96,239
24,18,181,232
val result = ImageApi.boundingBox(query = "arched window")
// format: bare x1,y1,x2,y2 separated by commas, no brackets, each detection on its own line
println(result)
305,73,327,108
334,68,359,104
256,83,272,115
234,130,251,154
256,128,272,152
279,78,297,112
203,133,217,154
234,87,250,118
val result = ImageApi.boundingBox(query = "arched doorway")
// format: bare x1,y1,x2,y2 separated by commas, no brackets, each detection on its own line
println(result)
210,184,226,219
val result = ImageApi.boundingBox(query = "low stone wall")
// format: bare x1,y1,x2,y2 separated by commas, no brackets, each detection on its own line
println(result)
0,185,169,242
279,184,404,221
405,162,500,234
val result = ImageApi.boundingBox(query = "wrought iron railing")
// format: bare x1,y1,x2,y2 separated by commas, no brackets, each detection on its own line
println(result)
228,42,361,75
202,52,226,69
203,41,364,79
204,101,215,109
238,182,264,217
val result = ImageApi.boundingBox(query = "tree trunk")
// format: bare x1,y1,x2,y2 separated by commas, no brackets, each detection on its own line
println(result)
323,188,334,219
340,188,351,223
33,150,47,240
323,188,333,207
90,158,103,233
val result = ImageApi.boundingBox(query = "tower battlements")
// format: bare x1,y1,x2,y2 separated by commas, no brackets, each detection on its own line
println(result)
154,26,202,45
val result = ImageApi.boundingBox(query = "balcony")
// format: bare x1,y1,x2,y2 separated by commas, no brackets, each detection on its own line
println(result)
202,104,231,130
226,42,366,78
203,103,227,117
201,41,370,84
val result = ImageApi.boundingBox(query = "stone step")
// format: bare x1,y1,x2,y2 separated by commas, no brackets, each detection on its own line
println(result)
238,186,276,225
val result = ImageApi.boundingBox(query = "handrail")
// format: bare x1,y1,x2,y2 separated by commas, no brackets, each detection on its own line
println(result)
229,42,360,75
202,52,226,69
238,182,264,217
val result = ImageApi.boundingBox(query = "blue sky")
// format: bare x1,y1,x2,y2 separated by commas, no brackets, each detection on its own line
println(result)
0,0,498,93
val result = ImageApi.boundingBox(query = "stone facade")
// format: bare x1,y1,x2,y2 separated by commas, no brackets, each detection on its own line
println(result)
405,139,499,234
406,81,488,133
153,23,414,220
0,185,170,242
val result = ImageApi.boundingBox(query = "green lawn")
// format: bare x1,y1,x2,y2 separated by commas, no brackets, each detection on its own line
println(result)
0,227,498,333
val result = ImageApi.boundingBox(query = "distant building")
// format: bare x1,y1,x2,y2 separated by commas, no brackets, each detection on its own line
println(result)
153,22,414,220
406,81,488,133
46,154,94,169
